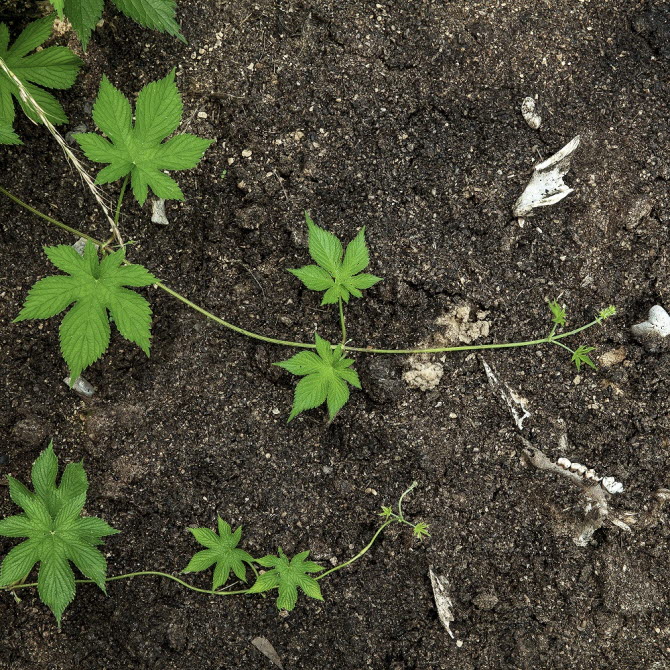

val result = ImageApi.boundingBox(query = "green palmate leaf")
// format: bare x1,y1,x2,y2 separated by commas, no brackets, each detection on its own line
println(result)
288,213,382,305
571,345,596,372
0,16,83,141
247,548,323,611
48,0,183,51
274,333,362,422
183,517,255,590
0,443,118,625
74,70,213,205
14,241,157,381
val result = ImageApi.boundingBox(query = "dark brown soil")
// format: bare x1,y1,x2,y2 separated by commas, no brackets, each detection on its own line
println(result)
1,1,670,668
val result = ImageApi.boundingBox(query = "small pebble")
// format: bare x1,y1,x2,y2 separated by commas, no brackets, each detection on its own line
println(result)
197,111,208,119
241,149,252,158
64,375,95,398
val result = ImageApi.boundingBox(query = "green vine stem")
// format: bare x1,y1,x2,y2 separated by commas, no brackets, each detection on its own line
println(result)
0,185,612,356
338,297,347,345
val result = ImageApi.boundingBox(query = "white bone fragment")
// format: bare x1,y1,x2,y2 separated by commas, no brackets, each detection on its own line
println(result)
631,305,670,340
610,517,631,531
602,477,624,494
63,376,95,398
557,457,571,469
429,567,455,639
151,198,169,226
521,97,541,129
513,136,581,217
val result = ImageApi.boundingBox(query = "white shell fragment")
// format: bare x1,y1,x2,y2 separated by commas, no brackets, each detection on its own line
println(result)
429,567,455,639
251,637,283,669
521,97,541,129
631,305,670,340
72,237,88,255
63,375,95,398
151,198,169,226
513,135,581,217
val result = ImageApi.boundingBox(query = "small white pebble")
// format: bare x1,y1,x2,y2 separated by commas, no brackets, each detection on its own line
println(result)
521,96,542,129
241,149,252,158
197,111,208,119
557,457,571,469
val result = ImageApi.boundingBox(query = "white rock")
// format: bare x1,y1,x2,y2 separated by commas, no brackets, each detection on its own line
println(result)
631,305,670,339
513,136,581,217
572,463,587,476
557,457,571,469
585,469,597,481
64,375,95,398
521,97,541,129
151,199,169,226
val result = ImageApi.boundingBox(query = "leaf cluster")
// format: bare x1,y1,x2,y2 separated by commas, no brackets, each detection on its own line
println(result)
184,526,324,611
274,333,361,421
548,300,566,327
0,443,118,625
289,213,382,305
0,15,82,144
15,241,157,382
74,70,213,205
50,0,184,51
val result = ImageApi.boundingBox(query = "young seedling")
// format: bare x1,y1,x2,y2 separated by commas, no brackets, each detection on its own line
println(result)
247,549,323,611
289,213,382,307
1,446,429,622
545,301,616,371
13,241,157,383
74,69,214,205
0,442,118,626
274,333,361,422
48,0,184,50
0,15,83,144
